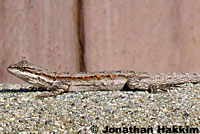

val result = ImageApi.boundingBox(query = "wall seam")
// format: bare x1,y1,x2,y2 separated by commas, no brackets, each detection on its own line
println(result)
77,0,86,72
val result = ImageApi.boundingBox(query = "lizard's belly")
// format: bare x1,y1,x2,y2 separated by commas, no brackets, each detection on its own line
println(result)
68,78,128,92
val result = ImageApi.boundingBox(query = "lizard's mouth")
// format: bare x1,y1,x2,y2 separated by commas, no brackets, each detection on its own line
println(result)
7,66,30,81
7,66,20,75
7,61,28,75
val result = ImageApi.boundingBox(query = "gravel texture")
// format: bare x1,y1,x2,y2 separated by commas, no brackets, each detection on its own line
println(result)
0,83,199,133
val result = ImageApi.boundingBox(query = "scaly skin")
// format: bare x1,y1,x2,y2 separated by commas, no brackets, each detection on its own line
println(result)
7,60,200,97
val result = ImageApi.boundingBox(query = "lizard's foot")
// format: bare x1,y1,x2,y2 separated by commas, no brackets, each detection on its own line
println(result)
148,84,170,93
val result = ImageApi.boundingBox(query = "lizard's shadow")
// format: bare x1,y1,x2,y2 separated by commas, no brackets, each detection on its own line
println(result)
122,83,151,93
0,84,150,93
0,87,49,93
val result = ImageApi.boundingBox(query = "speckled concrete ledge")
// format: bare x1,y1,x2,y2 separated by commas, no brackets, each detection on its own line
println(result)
0,83,199,133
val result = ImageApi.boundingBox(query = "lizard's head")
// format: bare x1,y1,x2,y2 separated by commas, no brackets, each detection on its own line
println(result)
7,60,32,77
7,60,56,88
7,60,44,78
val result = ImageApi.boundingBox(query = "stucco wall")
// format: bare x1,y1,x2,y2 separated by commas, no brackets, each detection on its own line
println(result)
1,0,200,83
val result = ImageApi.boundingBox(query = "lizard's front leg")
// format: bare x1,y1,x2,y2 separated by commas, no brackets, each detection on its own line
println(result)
37,80,71,98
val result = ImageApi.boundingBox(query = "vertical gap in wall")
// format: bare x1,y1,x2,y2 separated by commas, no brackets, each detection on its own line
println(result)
77,0,86,72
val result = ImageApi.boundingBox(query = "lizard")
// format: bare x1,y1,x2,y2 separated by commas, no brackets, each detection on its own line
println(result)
7,60,200,97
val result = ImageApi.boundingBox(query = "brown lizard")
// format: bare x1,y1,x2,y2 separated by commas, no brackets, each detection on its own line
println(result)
7,60,200,97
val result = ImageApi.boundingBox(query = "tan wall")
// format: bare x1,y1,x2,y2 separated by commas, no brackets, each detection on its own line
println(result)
1,0,200,83
1,0,80,83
